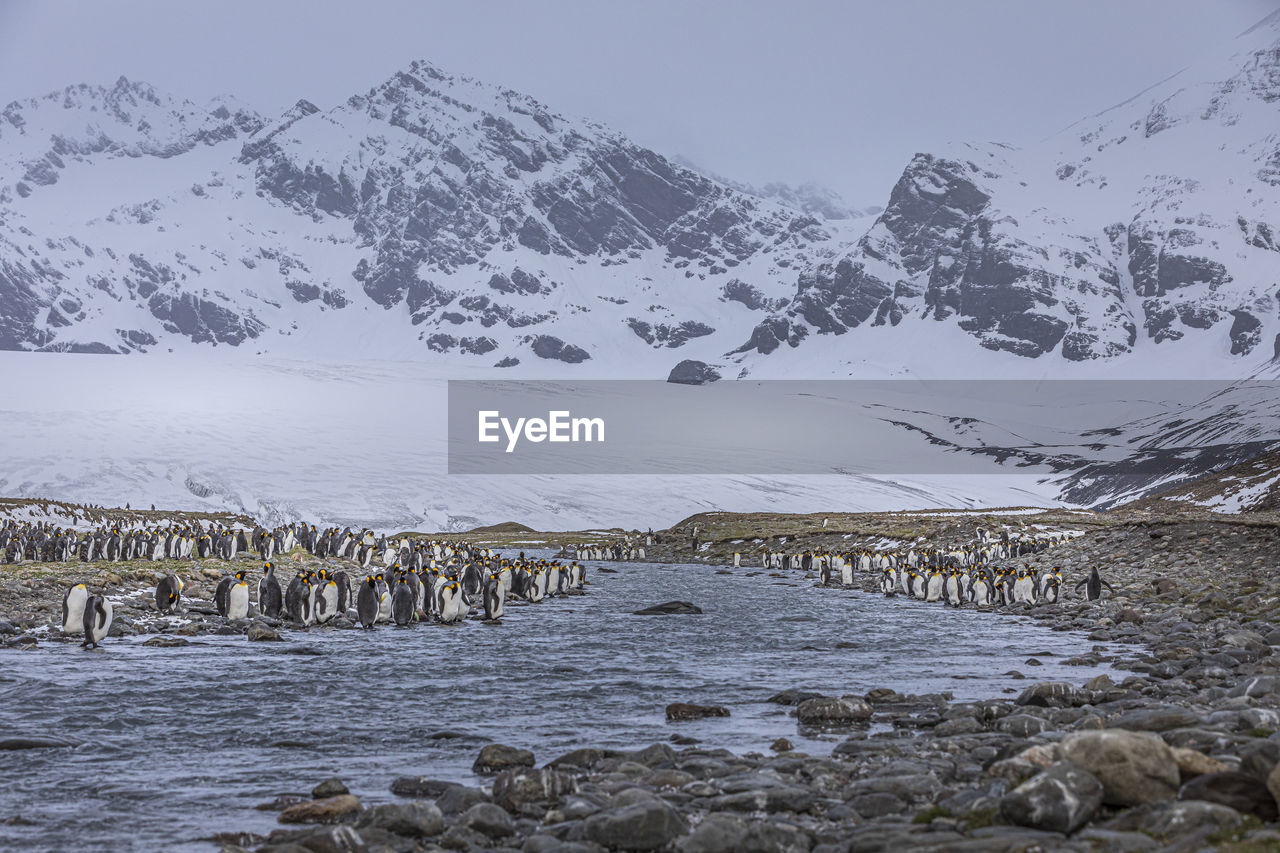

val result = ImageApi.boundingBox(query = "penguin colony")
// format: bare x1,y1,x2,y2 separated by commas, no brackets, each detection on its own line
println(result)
567,542,645,561
740,529,1116,607
16,519,589,647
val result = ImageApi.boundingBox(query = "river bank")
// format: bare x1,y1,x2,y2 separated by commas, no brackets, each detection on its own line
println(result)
218,513,1280,852
2,508,1279,851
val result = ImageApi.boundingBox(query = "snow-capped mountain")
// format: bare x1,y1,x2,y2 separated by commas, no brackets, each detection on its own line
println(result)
3,15,1280,529
0,62,864,367
3,15,1280,375
730,10,1280,371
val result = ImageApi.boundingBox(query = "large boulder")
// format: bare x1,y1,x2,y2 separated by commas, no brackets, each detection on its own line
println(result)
795,697,872,725
999,760,1103,834
472,743,534,774
667,359,721,385
1179,771,1278,822
581,799,689,851
666,703,730,721
676,812,811,852
1109,800,1243,840
458,802,515,838
1015,681,1092,709
1061,730,1180,806
1107,707,1201,732
353,802,443,838
492,767,578,815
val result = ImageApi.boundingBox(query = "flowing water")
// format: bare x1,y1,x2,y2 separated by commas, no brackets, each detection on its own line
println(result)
0,557,1117,851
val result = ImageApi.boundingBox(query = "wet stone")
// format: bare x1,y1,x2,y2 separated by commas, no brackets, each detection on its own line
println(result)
473,743,535,774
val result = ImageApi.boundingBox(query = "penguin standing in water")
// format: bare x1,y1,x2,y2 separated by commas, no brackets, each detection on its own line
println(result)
258,562,283,619
401,570,422,619
436,579,463,623
1075,566,1115,601
944,568,964,607
839,556,853,587
391,576,415,626
313,570,338,625
155,573,183,614
818,558,832,587
356,575,379,629
62,583,88,635
299,571,317,625
227,571,250,620
544,563,562,598
81,594,112,649
284,571,305,622
527,567,546,603
482,572,505,620
374,572,392,623
970,568,994,606
1012,567,1036,605
925,567,944,603
333,570,351,614
879,566,896,595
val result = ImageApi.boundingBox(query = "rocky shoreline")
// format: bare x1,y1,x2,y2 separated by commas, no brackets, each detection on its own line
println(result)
192,517,1280,852
4,513,1280,851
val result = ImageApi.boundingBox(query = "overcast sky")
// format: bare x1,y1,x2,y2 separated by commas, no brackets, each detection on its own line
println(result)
1,1,1276,203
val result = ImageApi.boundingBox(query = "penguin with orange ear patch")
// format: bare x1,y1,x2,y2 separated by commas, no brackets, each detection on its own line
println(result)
155,573,183,614
356,575,379,629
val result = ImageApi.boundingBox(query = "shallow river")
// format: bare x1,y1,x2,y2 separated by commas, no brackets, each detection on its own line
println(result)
0,557,1116,851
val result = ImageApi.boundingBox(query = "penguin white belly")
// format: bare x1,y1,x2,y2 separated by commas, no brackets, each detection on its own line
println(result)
944,576,960,604
972,579,989,604
62,584,88,634
317,584,338,623
227,583,249,620
1013,578,1033,603
438,587,458,622
925,574,944,602
85,598,113,646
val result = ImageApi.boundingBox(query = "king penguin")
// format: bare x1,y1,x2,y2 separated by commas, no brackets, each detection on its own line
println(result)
374,572,392,623
925,567,944,603
391,576,415,626
356,575,379,629
258,562,283,619
81,594,112,649
155,573,183,614
944,568,964,607
62,583,88,635
226,571,250,620
483,571,505,620
213,574,234,617
1075,566,1115,601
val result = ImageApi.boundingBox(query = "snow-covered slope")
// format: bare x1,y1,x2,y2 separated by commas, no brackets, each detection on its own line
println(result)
730,10,1280,376
0,62,864,370
4,16,1280,527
